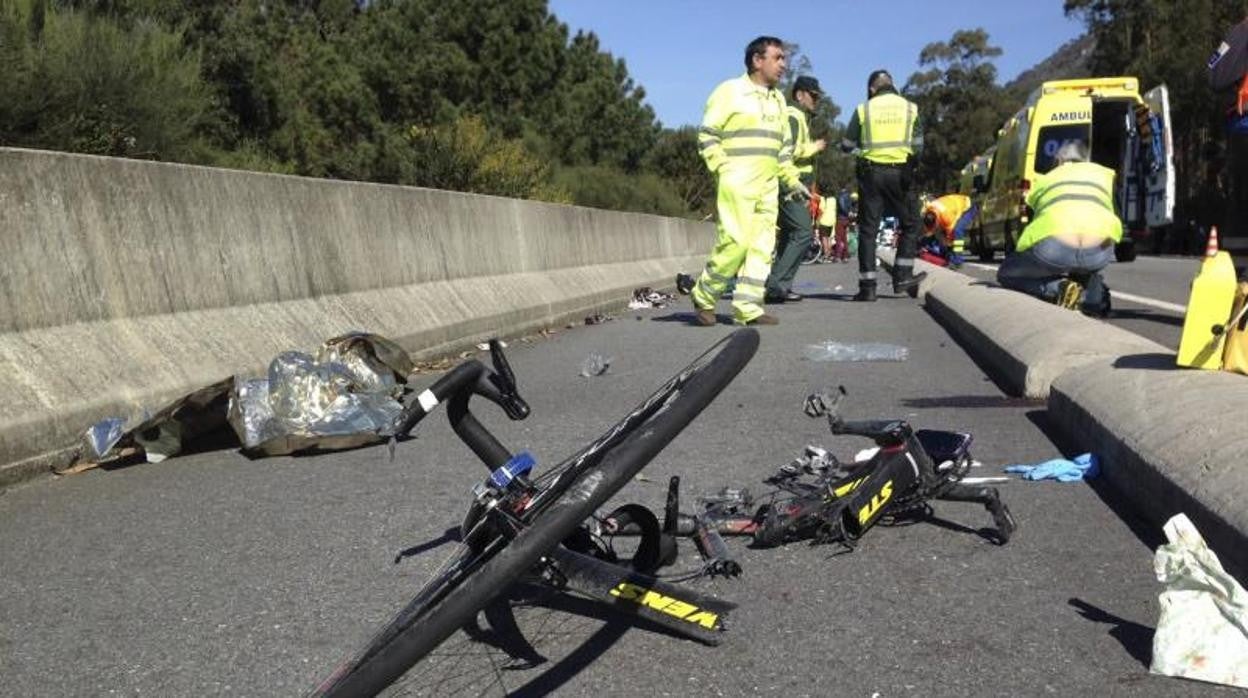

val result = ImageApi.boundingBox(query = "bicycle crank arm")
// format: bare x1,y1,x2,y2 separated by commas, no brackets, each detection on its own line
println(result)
544,546,735,645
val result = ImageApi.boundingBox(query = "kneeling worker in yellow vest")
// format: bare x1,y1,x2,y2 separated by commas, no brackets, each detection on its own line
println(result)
691,36,809,326
996,141,1121,314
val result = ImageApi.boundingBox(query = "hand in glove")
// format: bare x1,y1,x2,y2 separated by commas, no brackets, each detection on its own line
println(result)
1004,453,1099,482
786,181,812,203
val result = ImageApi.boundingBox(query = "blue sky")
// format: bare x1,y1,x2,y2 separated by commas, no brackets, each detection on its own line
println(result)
547,0,1086,127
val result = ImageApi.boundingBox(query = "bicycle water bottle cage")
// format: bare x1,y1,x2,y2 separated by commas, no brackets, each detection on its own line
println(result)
489,451,536,489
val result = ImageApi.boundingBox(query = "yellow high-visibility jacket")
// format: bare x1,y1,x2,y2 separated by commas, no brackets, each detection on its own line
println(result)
698,74,802,194
854,92,918,164
1017,161,1122,252
786,104,818,177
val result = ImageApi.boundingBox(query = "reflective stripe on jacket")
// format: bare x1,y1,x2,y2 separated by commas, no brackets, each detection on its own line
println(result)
1016,161,1122,252
855,93,918,164
698,74,801,192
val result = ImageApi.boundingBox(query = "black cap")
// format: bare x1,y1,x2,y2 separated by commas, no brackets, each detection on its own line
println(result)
793,75,822,96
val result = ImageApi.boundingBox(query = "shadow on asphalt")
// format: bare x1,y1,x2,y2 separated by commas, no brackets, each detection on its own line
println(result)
1112,353,1181,371
392,526,461,563
468,582,698,697
917,512,1008,546
650,311,734,326
1109,310,1184,328
902,395,1045,409
1068,598,1154,668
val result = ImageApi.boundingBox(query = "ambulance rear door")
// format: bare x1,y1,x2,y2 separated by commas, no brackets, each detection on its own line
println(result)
1142,85,1175,227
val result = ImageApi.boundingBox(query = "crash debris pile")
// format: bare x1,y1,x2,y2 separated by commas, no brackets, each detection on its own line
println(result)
77,333,415,467
628,287,677,309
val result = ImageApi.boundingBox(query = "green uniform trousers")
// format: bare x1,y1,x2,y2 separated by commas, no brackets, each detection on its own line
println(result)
766,176,814,296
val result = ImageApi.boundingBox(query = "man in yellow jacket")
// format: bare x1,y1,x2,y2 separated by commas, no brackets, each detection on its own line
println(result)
997,141,1121,314
764,75,827,303
692,36,808,326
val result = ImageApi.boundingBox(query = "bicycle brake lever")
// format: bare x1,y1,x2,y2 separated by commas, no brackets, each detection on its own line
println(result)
488,339,516,390
487,339,530,420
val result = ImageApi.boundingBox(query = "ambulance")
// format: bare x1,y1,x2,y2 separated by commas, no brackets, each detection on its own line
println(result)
969,77,1175,262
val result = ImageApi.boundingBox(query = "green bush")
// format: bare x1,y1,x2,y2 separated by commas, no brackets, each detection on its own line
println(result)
406,115,570,203
0,0,214,160
553,165,693,217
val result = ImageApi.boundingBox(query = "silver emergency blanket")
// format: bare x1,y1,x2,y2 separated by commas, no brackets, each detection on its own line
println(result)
227,333,412,456
79,332,414,464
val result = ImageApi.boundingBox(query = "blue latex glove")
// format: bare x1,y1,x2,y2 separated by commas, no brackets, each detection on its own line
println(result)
1004,453,1099,482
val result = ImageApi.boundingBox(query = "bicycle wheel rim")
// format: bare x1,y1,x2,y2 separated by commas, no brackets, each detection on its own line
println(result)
312,329,759,696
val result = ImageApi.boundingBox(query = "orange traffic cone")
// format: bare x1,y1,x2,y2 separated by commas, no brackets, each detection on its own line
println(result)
1206,226,1221,257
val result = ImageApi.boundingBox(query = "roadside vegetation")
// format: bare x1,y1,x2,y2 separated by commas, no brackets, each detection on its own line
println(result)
2,0,1246,222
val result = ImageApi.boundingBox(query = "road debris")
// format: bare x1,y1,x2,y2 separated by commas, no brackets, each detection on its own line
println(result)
1151,513,1248,689
75,332,415,466
629,287,677,309
584,313,613,325
1004,453,1099,482
579,353,612,377
804,341,909,362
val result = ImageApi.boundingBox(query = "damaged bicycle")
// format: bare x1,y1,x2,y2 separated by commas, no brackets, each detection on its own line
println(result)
311,329,758,696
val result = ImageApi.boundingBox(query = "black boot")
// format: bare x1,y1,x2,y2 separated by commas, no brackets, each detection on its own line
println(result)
892,269,927,298
853,280,877,302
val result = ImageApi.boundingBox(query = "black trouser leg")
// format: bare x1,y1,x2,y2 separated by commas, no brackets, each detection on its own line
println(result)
855,166,883,282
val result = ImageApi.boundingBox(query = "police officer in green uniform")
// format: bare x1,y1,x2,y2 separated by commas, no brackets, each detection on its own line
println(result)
765,75,827,303
841,70,926,302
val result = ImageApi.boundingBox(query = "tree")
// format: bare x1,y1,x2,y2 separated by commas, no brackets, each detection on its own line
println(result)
1065,0,1248,224
903,28,1010,192
643,126,714,216
0,0,216,159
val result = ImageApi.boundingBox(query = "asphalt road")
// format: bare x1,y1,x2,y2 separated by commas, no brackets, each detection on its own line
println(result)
0,261,1231,696
955,254,1199,350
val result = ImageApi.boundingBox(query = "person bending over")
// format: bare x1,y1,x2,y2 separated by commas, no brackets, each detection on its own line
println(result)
996,141,1120,315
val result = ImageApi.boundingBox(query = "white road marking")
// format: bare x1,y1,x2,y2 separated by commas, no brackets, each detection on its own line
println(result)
961,263,1187,315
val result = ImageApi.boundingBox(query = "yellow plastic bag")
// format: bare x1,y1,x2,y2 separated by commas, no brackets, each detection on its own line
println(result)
1221,281,1248,375
1150,514,1248,688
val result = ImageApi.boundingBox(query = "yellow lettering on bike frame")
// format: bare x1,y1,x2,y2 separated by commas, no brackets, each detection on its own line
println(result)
608,583,720,629
833,476,867,498
857,480,894,525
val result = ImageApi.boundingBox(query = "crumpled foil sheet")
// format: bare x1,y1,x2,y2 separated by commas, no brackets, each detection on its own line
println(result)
227,348,404,456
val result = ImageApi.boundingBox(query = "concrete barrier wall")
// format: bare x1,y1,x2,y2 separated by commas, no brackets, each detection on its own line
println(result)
0,148,713,485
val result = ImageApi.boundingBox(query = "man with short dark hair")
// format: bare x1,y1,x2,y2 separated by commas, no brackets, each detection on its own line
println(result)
764,75,827,303
841,69,925,301
691,37,808,326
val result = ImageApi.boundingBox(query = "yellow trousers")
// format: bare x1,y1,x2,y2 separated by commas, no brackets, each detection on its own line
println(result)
692,180,779,323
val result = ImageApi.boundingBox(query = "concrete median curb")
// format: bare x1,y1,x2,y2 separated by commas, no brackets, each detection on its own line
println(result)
880,248,1248,571
0,148,712,488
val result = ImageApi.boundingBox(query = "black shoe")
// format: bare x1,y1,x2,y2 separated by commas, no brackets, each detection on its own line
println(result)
852,282,877,302
893,271,927,298
764,291,787,304
784,291,803,302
